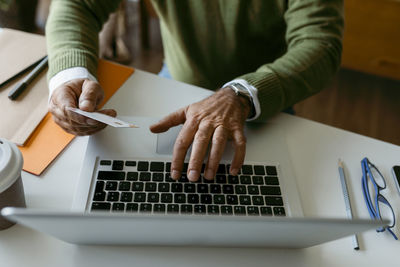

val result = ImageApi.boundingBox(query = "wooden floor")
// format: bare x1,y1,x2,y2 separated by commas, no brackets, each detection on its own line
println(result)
125,1,400,146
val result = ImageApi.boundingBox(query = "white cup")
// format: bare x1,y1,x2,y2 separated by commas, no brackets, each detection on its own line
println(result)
0,138,26,230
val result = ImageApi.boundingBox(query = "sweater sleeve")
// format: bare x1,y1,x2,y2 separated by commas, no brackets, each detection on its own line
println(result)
238,0,344,122
45,0,121,80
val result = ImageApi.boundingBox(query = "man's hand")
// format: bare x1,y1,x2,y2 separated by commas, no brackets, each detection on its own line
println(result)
49,79,117,136
150,87,251,182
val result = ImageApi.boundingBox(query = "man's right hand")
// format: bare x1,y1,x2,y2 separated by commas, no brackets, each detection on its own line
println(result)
48,79,117,136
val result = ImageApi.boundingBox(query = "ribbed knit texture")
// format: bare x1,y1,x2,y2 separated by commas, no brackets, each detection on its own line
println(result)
46,0,344,122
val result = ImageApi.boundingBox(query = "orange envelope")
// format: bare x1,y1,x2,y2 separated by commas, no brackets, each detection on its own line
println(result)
19,59,134,175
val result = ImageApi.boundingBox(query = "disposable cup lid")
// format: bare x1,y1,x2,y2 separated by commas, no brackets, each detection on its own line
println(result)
0,138,23,193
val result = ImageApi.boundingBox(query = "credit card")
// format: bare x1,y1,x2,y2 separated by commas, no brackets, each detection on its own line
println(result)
67,107,138,128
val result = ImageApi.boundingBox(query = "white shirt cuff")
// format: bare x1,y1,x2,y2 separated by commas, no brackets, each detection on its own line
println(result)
223,79,261,121
48,67,97,100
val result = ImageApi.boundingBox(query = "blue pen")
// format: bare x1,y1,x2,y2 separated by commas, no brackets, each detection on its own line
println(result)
338,159,360,250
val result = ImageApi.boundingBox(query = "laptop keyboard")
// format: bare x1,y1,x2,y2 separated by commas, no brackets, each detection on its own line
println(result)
89,159,286,217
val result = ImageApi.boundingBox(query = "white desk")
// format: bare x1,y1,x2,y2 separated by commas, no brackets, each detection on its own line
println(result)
1,70,399,267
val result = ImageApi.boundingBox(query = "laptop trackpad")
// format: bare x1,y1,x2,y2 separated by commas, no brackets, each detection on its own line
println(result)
156,125,234,161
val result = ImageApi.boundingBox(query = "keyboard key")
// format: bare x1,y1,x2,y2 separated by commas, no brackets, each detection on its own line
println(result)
132,182,144,191
260,207,273,216
126,203,139,212
137,161,149,171
154,204,166,213
165,173,175,182
93,192,105,201
105,181,118,191
118,182,131,191
239,195,251,205
139,172,151,181
174,194,186,203
260,186,281,196
148,193,160,202
207,205,220,215
121,192,133,202
161,193,173,203
234,206,246,215
228,175,239,184
184,183,196,193
213,195,225,204
112,160,124,170
125,161,136,166
247,206,260,215
254,165,265,175
91,202,111,211
200,194,212,204
216,175,227,183
187,194,199,204
158,183,170,192
252,176,264,185
140,203,152,212
217,164,226,174
95,181,104,193
265,166,277,176
221,206,233,215
210,184,221,194
252,196,264,205
134,192,146,202
241,165,253,175
222,184,234,194
150,162,164,172
265,176,279,185
152,172,164,182
273,207,286,216
226,195,238,205
197,184,209,193
239,175,251,184
127,172,139,181
235,185,247,194
194,205,206,214
248,186,259,195
145,182,157,192
203,176,213,183
183,163,189,173
181,205,193,214
99,160,111,166
265,196,283,206
171,183,183,193
107,192,120,202
179,174,189,183
166,162,171,172
167,204,179,213
98,171,125,180
112,203,125,212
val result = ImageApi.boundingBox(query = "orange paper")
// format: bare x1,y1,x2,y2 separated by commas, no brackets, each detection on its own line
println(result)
19,59,134,175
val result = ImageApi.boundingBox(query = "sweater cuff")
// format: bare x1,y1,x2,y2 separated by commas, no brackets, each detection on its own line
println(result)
48,50,98,81
237,71,284,122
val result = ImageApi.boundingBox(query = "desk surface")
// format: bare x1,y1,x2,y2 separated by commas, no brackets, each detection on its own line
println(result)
1,70,399,267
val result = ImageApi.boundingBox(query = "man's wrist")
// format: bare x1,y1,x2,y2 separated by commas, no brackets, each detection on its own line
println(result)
224,85,255,118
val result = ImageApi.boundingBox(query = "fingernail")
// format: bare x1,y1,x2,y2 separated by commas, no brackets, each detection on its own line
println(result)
205,169,214,180
79,100,92,109
231,168,239,176
171,170,180,180
188,170,199,181
86,119,98,125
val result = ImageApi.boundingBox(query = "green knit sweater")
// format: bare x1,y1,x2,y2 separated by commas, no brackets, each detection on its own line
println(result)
46,0,343,122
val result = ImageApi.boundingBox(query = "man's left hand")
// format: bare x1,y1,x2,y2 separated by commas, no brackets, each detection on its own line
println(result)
150,87,251,182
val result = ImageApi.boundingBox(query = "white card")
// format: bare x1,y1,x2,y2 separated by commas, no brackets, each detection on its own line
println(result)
67,107,138,128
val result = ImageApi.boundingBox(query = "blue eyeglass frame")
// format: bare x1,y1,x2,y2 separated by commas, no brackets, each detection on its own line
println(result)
361,157,398,240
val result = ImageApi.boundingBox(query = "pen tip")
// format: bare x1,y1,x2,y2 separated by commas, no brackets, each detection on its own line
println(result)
338,159,343,168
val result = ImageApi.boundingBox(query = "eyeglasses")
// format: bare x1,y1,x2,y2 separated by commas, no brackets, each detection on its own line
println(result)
361,157,398,240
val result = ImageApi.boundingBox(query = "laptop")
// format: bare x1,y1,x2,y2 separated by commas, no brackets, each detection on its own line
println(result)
1,117,386,248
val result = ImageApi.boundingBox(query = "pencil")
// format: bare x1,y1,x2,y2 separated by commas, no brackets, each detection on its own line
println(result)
338,159,360,250
8,56,48,100
0,55,46,89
